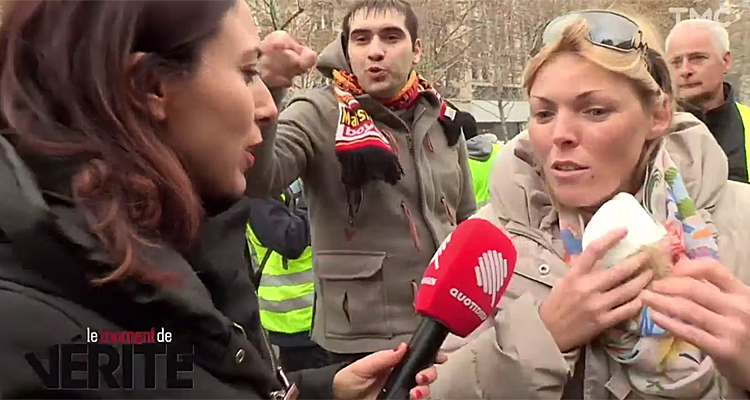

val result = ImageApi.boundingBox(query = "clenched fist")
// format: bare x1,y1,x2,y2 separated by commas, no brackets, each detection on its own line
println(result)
258,31,317,91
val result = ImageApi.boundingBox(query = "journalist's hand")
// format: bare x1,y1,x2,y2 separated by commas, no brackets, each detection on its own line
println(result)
332,343,447,400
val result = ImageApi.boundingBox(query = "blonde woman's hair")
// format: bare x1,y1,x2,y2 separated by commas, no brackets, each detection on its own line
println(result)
524,11,674,108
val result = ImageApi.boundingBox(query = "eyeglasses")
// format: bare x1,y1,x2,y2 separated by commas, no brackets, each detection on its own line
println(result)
536,10,669,93
542,10,646,53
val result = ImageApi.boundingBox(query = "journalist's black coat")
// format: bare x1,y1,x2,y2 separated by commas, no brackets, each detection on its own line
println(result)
0,133,342,399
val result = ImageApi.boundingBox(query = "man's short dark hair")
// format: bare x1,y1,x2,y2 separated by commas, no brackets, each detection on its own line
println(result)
341,0,419,48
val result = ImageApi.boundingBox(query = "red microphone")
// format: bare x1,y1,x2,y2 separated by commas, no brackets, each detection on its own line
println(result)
377,218,517,399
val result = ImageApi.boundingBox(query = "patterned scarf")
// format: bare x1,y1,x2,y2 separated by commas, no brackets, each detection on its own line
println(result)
558,147,719,397
332,70,460,189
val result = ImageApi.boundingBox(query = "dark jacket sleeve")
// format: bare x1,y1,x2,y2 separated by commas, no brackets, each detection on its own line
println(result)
290,363,348,400
247,195,311,260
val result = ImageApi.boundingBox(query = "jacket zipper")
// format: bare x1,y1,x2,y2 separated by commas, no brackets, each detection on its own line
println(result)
408,106,442,248
260,324,294,399
259,325,279,372
239,319,287,396
440,196,455,226
414,107,426,124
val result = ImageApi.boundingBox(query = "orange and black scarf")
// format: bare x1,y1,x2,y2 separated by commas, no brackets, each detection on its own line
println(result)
332,70,462,189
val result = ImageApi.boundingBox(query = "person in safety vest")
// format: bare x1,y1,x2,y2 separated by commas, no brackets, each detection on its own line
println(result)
667,19,750,183
459,111,502,207
246,180,329,372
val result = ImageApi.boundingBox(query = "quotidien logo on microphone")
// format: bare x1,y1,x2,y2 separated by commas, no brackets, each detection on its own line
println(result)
25,327,194,390
449,250,510,321
475,250,509,306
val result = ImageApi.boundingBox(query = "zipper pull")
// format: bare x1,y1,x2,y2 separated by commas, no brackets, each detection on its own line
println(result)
277,366,291,389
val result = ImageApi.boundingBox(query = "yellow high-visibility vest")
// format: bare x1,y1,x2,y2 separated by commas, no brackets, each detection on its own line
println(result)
247,192,314,334
736,102,750,179
467,143,502,207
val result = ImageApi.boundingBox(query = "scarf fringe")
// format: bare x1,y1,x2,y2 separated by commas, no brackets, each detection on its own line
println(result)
336,147,404,188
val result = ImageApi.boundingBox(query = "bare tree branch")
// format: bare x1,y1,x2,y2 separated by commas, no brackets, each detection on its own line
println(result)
441,25,482,50
262,0,279,30
437,0,480,52
430,41,474,77
280,6,304,30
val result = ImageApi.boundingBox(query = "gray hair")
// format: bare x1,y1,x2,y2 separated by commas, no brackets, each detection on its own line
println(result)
666,19,730,55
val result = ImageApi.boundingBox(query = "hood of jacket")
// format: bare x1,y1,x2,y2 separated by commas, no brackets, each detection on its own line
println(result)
466,133,497,161
317,36,351,79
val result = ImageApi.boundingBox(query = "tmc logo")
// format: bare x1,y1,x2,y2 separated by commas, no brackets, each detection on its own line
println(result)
668,6,739,28
474,250,509,306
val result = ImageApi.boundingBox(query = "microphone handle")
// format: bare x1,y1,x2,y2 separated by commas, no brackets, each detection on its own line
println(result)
377,319,450,400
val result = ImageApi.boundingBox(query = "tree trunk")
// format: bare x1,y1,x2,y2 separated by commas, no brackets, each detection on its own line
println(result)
497,99,510,141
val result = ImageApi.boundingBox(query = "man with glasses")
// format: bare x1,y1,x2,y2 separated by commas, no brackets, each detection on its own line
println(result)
666,19,750,183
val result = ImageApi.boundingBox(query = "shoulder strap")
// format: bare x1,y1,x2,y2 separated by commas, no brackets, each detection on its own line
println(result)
252,251,273,289
246,227,274,287
259,247,273,271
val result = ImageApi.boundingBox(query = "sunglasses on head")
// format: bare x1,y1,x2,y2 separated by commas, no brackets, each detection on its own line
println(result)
542,10,646,53
535,10,669,93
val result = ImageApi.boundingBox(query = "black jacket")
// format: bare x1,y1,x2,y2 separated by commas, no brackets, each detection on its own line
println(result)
0,133,343,398
247,189,310,262
680,82,748,183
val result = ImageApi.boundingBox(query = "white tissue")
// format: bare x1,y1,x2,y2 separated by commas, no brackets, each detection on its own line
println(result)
582,193,667,269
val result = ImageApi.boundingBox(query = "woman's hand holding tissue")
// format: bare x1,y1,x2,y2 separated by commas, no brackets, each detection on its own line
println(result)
539,228,653,353
642,259,750,390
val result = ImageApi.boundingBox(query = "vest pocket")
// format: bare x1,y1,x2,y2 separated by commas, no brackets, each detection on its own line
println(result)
314,250,389,339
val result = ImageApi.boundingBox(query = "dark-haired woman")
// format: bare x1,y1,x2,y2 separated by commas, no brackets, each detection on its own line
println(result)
0,1,438,398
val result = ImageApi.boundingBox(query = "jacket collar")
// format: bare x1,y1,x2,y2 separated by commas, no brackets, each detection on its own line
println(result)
679,82,736,116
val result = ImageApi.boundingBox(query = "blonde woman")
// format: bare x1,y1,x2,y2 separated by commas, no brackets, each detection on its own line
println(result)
429,10,750,400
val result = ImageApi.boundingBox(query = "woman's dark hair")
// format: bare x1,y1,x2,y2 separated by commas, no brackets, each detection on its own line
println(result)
0,0,236,286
